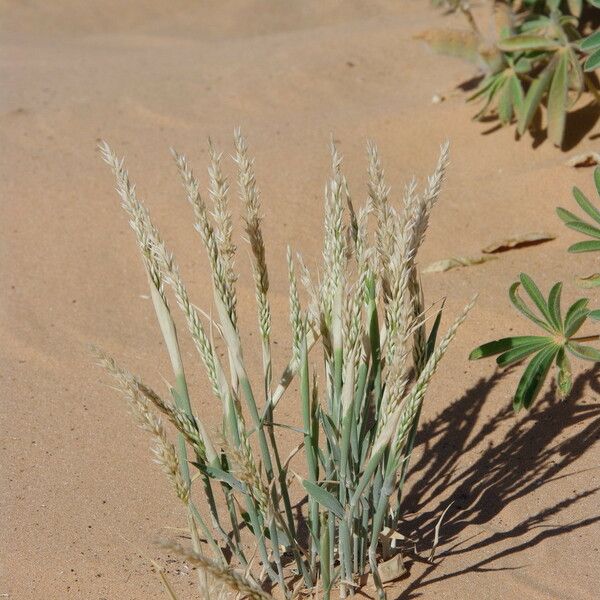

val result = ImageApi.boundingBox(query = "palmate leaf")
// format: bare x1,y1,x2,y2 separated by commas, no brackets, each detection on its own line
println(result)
557,167,600,253
471,273,600,411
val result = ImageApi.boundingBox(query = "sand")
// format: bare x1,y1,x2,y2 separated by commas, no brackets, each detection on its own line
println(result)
2,1,599,598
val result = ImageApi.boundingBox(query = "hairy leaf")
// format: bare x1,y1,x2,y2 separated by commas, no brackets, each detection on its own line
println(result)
567,342,600,362
513,345,558,411
547,50,569,146
568,240,600,253
496,339,554,367
469,335,550,360
518,58,556,136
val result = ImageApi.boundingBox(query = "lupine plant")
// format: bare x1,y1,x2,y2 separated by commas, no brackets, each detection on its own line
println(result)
470,167,600,411
95,132,473,599
421,0,600,147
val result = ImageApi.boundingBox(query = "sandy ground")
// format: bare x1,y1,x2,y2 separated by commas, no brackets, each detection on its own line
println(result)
2,1,599,598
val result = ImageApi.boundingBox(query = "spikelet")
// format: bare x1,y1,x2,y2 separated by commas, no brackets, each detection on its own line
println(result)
172,149,238,329
164,542,273,600
93,348,190,503
208,138,237,293
287,246,304,364
234,129,271,343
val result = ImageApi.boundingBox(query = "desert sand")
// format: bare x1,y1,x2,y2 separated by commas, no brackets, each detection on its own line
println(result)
1,1,599,598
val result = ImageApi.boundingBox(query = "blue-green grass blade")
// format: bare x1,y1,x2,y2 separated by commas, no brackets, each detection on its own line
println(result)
302,480,344,520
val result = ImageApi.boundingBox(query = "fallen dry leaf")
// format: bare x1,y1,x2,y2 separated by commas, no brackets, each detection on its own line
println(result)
422,255,497,273
575,273,600,288
482,232,555,254
565,152,600,168
378,554,406,583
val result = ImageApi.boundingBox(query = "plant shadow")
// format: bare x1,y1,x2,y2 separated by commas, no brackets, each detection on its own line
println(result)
393,366,600,599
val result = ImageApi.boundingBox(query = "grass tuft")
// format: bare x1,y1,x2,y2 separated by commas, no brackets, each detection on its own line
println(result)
96,133,472,599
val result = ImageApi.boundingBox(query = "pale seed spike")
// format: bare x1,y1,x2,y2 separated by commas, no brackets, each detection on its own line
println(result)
394,295,476,456
287,246,304,364
93,348,190,503
208,138,237,294
164,542,274,600
233,129,271,343
172,148,238,328
367,140,394,289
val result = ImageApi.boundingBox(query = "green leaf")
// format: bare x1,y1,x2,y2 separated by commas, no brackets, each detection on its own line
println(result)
468,74,499,102
509,281,554,333
595,167,600,195
497,35,561,52
566,342,600,362
513,345,558,411
518,58,556,136
498,77,514,124
302,480,344,519
564,307,590,337
509,73,525,119
573,186,600,225
469,335,550,360
564,297,589,323
194,464,247,493
547,282,563,332
519,273,555,327
585,47,600,71
581,30,600,51
556,348,572,398
568,240,600,253
588,309,600,321
563,220,600,239
556,206,582,224
496,339,554,367
425,303,444,362
547,50,569,147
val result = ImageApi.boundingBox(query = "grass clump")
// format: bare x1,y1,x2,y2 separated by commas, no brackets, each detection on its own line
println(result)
95,131,473,599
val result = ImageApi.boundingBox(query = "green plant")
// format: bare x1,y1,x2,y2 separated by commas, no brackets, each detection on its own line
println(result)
421,0,600,147
95,132,473,600
470,167,600,411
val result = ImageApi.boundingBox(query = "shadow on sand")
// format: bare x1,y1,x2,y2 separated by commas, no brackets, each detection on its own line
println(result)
392,366,600,599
